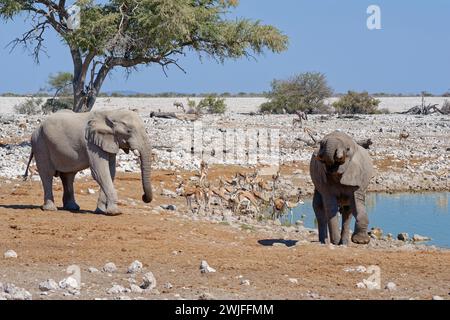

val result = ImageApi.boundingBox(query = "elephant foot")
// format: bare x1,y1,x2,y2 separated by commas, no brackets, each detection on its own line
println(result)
63,201,80,212
339,239,349,246
94,207,106,215
42,201,57,211
105,204,122,216
351,232,370,244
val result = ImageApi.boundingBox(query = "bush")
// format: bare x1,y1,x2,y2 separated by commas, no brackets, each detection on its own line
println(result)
441,100,450,114
41,98,73,114
187,96,227,115
260,72,333,114
333,91,380,114
14,98,43,115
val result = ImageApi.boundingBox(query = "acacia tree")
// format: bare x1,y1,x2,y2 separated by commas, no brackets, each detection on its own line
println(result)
0,0,288,112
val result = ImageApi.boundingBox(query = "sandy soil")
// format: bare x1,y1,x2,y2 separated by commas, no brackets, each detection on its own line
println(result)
1,169,449,300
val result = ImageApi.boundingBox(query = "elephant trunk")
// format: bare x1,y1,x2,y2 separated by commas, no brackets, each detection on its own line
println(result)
323,138,338,166
138,140,153,204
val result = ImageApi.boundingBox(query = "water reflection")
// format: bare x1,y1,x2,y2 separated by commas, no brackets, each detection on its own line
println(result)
284,193,450,248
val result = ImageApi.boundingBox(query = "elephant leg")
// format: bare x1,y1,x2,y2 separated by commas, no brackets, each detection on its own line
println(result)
34,144,57,211
351,191,370,244
90,149,121,216
61,172,80,211
95,155,116,214
324,197,340,245
312,190,328,244
339,206,352,246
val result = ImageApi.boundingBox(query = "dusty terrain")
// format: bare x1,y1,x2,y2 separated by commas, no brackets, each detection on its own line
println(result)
1,169,449,300
0,107,449,300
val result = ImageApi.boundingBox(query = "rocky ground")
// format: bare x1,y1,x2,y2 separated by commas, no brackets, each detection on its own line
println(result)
0,112,449,300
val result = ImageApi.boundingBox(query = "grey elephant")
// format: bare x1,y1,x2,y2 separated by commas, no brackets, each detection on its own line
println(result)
25,109,153,215
310,131,374,245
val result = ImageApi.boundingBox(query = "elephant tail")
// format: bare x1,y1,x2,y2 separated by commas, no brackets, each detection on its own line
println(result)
23,152,34,181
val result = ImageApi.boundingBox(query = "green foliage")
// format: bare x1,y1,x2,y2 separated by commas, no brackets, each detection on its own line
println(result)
41,98,73,114
333,91,381,114
48,72,73,96
260,72,333,114
198,95,227,114
186,96,227,114
13,97,43,115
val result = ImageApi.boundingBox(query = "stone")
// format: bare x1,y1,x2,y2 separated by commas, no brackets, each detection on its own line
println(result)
4,250,18,259
161,189,178,198
127,260,143,274
140,272,157,290
356,282,366,289
88,267,99,273
164,282,173,290
39,279,59,292
3,283,32,300
356,266,367,273
103,262,117,273
59,277,79,290
385,282,397,291
240,279,251,286
200,260,216,274
130,284,144,294
107,285,127,295
289,278,299,284
397,233,409,241
198,292,215,300
412,234,431,242
161,204,177,211
432,296,444,300
369,227,383,240
87,188,96,195
274,219,282,226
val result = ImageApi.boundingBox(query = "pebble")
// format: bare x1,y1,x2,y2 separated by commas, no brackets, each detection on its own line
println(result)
59,277,79,290
87,188,96,195
130,284,144,294
88,267,99,273
103,262,118,273
385,282,397,291
4,250,18,259
412,234,431,242
107,285,128,295
161,189,178,198
2,283,32,300
140,272,157,290
39,279,59,292
161,204,177,211
164,282,173,290
200,260,216,274
240,279,251,286
432,296,444,300
127,260,143,274
288,278,299,284
369,227,383,240
397,233,409,241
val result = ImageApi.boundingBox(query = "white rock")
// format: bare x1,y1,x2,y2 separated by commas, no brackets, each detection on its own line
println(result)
4,250,18,259
87,188,96,195
200,260,216,274
412,234,431,242
39,279,59,292
59,277,79,290
88,267,99,273
107,285,127,295
161,189,178,198
356,282,366,289
240,279,251,286
127,260,143,274
356,266,367,273
3,283,32,300
432,296,444,300
140,272,157,290
103,262,117,273
130,284,144,294
164,282,173,289
385,282,397,291
288,278,299,284
363,279,379,290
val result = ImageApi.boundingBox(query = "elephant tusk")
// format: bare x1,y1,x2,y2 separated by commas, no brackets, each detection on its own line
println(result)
133,149,141,157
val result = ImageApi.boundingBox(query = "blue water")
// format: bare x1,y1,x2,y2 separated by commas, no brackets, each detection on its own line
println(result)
282,193,450,248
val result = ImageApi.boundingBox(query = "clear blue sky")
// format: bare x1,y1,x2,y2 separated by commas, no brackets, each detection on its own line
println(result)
0,0,449,94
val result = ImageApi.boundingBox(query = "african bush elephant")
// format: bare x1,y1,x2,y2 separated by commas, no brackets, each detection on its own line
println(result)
309,131,374,245
25,109,153,215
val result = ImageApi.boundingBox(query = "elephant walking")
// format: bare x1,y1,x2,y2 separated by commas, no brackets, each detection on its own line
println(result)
310,131,374,245
25,109,153,215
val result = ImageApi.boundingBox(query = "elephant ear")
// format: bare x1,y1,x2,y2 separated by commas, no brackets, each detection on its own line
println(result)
85,116,120,154
340,147,374,188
